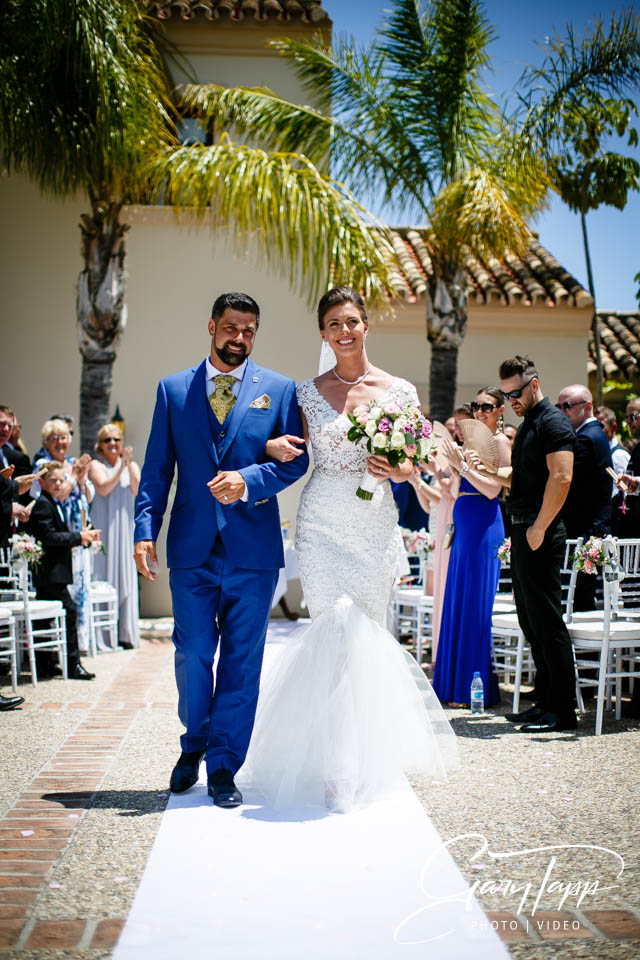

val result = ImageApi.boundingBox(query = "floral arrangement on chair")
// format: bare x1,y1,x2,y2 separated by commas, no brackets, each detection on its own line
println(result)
402,527,434,559
497,537,511,565
572,536,606,574
9,533,43,567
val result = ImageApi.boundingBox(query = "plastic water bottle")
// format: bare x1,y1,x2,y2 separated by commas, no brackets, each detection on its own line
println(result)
470,672,484,714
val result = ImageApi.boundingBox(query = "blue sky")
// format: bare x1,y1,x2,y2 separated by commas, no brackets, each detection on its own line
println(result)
321,0,640,311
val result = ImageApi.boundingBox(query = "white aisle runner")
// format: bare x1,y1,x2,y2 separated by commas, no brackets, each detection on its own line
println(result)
114,624,508,960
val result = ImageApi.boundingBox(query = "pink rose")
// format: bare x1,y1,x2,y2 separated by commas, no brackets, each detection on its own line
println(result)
583,559,595,575
404,444,417,456
384,402,401,416
378,417,392,433
589,547,599,559
356,413,368,425
421,420,433,438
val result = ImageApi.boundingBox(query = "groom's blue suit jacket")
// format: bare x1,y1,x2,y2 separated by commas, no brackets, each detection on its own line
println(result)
134,357,308,570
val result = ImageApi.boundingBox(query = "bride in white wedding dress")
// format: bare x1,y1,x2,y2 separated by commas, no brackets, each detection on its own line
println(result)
240,287,459,812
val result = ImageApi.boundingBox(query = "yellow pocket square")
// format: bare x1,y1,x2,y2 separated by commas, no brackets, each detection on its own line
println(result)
250,394,271,409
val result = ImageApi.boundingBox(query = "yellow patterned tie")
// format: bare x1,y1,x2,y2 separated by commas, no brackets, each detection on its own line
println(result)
209,375,237,424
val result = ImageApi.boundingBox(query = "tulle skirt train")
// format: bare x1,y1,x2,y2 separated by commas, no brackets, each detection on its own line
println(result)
240,596,459,812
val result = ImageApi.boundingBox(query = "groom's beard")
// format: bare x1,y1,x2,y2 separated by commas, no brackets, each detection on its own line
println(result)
214,340,248,367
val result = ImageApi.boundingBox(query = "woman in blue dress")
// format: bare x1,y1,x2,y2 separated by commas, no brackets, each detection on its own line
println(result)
433,388,511,707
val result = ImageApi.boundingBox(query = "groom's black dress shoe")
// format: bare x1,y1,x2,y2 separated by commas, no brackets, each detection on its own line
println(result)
0,694,25,711
520,711,577,733
504,705,544,723
169,750,205,793
208,768,242,808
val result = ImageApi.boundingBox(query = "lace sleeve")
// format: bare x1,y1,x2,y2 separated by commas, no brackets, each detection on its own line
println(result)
391,377,421,409
295,379,313,418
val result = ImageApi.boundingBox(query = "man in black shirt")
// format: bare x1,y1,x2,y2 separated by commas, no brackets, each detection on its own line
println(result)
499,356,577,732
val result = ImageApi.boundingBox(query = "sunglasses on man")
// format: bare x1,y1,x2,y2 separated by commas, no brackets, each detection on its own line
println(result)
470,401,500,413
555,400,587,412
501,375,537,401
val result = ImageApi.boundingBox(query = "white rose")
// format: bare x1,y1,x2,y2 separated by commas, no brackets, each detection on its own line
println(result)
364,419,378,438
419,438,432,458
394,416,407,431
372,432,389,450
369,406,383,420
390,431,405,449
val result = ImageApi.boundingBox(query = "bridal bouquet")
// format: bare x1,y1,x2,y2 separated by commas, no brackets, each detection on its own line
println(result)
9,533,44,567
572,536,605,575
347,400,435,500
497,537,511,565
402,527,434,558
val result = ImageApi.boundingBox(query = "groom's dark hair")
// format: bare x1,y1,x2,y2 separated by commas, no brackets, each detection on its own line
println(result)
211,292,260,326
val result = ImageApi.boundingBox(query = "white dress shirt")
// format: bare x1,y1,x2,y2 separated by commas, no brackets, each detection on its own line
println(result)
609,435,631,474
205,355,247,400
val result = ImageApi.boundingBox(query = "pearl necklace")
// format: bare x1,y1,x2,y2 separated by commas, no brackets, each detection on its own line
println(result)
333,366,371,386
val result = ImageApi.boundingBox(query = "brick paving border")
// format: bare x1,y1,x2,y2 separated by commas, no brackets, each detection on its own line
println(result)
0,640,170,953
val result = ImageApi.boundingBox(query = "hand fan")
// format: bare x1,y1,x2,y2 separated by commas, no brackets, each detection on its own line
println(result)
458,418,500,474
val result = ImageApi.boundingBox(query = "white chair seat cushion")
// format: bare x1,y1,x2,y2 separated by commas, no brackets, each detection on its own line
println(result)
493,601,517,614
568,619,640,643
394,587,423,602
492,613,521,630
90,581,118,599
5,600,63,617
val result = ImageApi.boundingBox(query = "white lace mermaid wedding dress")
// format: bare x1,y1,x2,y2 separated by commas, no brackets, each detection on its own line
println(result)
241,377,459,812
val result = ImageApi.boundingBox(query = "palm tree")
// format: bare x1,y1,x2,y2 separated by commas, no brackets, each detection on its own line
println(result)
515,10,640,406
184,0,550,419
0,0,396,450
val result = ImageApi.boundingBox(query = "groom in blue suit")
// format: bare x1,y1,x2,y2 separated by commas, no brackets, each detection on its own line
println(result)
134,293,308,807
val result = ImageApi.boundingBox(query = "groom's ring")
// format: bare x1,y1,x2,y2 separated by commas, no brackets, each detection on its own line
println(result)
224,495,228,501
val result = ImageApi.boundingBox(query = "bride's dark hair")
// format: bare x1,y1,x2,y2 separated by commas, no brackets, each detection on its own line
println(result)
317,287,367,329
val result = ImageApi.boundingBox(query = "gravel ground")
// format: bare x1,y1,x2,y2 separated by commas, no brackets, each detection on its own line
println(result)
410,699,640,958
1,633,638,960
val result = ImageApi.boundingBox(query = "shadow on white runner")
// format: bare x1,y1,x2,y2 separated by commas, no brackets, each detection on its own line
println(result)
113,624,508,960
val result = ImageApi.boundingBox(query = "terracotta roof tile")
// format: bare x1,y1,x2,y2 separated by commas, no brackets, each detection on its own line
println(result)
152,0,329,22
386,228,593,309
589,312,640,383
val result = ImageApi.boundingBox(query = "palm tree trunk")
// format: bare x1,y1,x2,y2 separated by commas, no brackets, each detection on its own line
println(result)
426,267,468,422
76,194,129,453
580,210,602,407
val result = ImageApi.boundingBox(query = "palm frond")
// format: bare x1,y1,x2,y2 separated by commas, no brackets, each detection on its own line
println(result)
0,0,176,197
143,136,399,307
270,33,436,211
180,79,429,217
429,167,537,264
518,9,640,150
482,123,552,220
379,0,500,181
